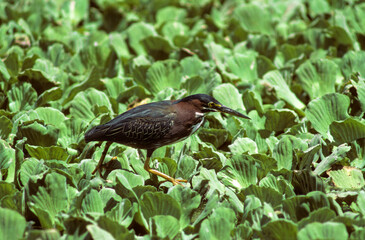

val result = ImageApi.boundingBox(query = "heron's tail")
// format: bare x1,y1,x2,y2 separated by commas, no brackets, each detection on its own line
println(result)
84,124,109,142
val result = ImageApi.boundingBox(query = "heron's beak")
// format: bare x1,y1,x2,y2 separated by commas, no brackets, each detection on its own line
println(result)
216,105,250,119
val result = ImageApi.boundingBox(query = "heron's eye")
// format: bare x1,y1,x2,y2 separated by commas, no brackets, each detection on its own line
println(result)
208,102,214,108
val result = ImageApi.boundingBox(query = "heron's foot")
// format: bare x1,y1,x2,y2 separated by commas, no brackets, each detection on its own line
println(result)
161,178,188,186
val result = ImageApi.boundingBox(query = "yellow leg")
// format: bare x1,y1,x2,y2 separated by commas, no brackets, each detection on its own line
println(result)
144,149,187,186
92,142,112,175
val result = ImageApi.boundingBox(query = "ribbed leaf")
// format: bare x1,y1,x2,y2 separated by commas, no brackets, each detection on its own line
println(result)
140,192,181,224
213,83,245,111
314,144,351,175
298,222,348,240
0,208,26,240
145,60,182,94
219,155,258,190
27,172,69,228
328,167,365,190
69,88,113,122
330,118,365,144
151,215,180,239
263,70,305,109
8,82,37,112
0,139,14,170
265,109,298,132
296,59,340,99
306,93,350,138
234,3,274,35
261,219,298,240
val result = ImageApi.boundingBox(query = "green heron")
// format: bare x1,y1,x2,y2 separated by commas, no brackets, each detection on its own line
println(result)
85,94,249,186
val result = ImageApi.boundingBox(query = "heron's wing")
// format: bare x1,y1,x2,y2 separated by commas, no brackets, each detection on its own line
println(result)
84,101,176,143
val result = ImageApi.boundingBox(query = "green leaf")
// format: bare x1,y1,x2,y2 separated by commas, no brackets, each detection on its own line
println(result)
35,87,62,107
18,121,59,147
330,118,365,145
19,58,60,93
199,207,236,239
226,53,257,84
113,170,145,189
58,118,87,147
234,3,274,35
292,170,326,195
0,57,10,81
8,82,37,112
341,51,365,78
194,168,226,196
351,229,365,240
0,208,26,240
263,70,305,109
354,190,365,215
261,219,298,240
219,155,258,190
69,88,113,122
106,199,137,227
242,90,264,115
282,191,331,222
298,222,348,240
314,144,351,175
28,107,66,127
0,116,12,141
61,0,89,26
156,6,187,25
97,216,135,240
198,128,229,149
168,186,201,228
243,185,283,208
127,22,157,55
273,135,307,170
25,144,68,161
308,0,330,16
63,68,104,106
81,189,104,216
192,193,219,226
79,31,112,72
280,43,313,63
296,59,341,99
151,215,180,239
144,60,182,94
213,83,245,111
298,145,321,170
4,52,19,78
306,93,350,138
298,208,337,229
109,32,131,60
181,56,222,94
265,109,298,133
140,192,181,224
259,174,295,198
199,216,234,240
351,78,365,113
176,155,198,180
228,137,258,155
27,172,69,228
87,224,115,240
27,229,61,240
162,21,189,46
328,167,365,190
140,35,175,56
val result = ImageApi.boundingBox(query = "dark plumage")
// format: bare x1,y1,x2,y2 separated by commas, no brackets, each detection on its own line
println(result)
85,94,250,185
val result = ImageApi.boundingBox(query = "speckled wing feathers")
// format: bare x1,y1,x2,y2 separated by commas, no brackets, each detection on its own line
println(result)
104,116,174,142
84,101,176,148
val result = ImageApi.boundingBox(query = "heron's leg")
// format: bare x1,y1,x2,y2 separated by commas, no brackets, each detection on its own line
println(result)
143,149,187,186
92,142,112,175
